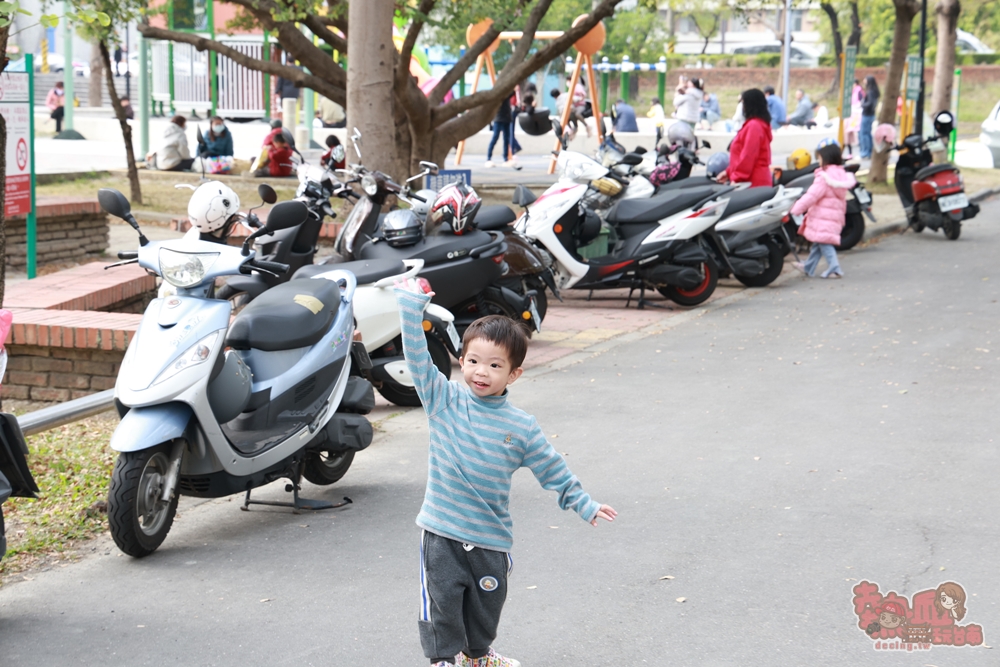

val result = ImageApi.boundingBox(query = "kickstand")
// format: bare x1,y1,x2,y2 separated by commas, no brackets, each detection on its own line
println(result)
241,459,353,514
635,284,668,310
587,289,594,302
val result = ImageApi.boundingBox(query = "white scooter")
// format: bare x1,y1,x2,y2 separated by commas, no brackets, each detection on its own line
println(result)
293,258,461,407
100,188,376,558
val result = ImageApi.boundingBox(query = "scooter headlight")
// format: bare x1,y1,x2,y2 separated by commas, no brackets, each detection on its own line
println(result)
361,173,379,196
159,249,219,288
153,331,220,386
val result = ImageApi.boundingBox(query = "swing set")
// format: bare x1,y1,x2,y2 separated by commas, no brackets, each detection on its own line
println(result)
453,15,607,174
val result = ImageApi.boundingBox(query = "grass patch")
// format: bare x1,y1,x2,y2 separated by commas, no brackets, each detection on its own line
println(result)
1,405,118,582
863,166,1000,195
36,171,305,219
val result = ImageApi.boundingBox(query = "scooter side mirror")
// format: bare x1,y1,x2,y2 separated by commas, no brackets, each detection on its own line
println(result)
264,200,309,231
933,110,954,138
702,140,712,150
98,188,132,220
257,183,278,204
512,184,537,207
620,153,644,166
419,161,439,176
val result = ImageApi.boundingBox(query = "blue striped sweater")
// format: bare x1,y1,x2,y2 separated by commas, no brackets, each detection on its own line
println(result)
396,289,600,552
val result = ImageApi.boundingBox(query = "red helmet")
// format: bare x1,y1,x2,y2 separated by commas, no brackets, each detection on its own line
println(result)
429,182,481,234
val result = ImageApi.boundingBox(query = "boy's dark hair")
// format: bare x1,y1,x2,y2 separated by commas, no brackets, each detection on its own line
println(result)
325,134,341,148
462,315,530,369
522,93,534,108
817,143,843,166
550,88,560,99
272,133,288,145
763,85,775,95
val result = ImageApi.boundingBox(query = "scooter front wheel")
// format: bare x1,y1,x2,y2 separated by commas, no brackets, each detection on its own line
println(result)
303,450,355,486
660,261,718,307
108,444,179,558
837,212,865,251
375,333,452,407
943,219,961,240
736,239,784,288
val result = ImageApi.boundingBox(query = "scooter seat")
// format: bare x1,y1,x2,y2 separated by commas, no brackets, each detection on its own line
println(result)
226,279,340,352
359,230,496,266
914,163,955,181
721,187,778,215
606,186,719,224
474,205,517,230
292,258,405,285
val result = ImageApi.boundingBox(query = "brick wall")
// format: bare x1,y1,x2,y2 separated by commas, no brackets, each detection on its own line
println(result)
6,197,110,270
4,345,123,402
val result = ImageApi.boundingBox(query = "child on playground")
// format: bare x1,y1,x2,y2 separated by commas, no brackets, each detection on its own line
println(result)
791,142,856,279
394,283,617,667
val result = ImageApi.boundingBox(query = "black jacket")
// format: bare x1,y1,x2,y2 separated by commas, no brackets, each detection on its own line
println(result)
861,88,879,116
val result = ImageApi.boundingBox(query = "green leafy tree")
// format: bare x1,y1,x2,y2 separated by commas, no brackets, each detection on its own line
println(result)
139,0,627,177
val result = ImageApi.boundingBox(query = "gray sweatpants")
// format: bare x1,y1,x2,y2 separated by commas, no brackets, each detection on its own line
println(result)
419,530,512,662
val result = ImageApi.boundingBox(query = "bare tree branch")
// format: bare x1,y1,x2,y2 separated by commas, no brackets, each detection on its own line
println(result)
428,25,501,106
508,0,554,67
397,0,436,91
302,14,347,53
138,23,346,104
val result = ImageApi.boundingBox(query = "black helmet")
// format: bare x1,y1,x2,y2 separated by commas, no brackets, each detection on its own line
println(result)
382,209,423,247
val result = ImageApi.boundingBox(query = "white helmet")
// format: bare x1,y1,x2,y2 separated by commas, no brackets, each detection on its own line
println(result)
187,181,241,233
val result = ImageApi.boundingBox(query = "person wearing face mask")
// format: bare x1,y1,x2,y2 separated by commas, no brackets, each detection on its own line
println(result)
198,117,234,158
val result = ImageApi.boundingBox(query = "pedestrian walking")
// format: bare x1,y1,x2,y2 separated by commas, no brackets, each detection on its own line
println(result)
672,75,701,128
486,95,516,168
791,142,856,278
113,44,124,77
394,282,617,667
844,79,863,156
46,81,65,133
859,76,880,159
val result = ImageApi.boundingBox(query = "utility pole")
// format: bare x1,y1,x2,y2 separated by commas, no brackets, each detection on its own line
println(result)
62,0,74,133
781,0,792,104
915,0,928,136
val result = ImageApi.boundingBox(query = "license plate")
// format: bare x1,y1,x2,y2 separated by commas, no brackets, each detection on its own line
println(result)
855,188,872,205
445,321,462,352
528,297,542,333
938,193,968,212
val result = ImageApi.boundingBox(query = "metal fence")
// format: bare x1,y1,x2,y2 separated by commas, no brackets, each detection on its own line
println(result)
217,39,267,118
172,42,213,115
150,40,172,108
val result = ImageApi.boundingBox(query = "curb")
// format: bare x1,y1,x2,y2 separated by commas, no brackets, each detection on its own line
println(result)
860,187,1000,244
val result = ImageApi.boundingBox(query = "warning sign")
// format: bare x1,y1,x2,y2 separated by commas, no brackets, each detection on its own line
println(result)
0,71,32,218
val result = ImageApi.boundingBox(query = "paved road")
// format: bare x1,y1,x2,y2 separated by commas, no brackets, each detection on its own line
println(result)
2,198,999,666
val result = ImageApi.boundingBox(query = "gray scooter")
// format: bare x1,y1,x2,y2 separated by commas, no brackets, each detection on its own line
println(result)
100,189,375,557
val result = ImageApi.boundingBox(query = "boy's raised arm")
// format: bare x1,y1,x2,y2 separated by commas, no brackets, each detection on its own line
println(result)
394,288,451,414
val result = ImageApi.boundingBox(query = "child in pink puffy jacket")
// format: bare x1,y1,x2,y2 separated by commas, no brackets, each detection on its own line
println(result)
791,143,856,278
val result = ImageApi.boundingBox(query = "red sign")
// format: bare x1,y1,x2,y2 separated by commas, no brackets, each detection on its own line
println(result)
5,175,30,217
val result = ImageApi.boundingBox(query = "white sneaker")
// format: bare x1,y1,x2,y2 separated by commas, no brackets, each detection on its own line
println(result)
484,160,495,168
455,648,521,667
792,261,807,274
505,158,522,171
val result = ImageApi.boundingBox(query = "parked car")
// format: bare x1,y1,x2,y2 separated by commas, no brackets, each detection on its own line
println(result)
981,100,1000,169
728,41,821,68
956,29,995,55
34,52,90,77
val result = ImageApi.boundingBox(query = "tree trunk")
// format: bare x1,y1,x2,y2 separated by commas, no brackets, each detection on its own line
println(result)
869,0,921,183
931,0,960,161
847,1,862,48
0,24,10,307
346,0,400,176
89,40,104,108
99,41,142,204
821,2,844,99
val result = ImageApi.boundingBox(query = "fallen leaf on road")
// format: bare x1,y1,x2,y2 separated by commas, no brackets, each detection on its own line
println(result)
808,469,818,473
899,390,908,394
260,598,273,603
940,566,946,571
527,586,537,590
676,597,686,603
754,456,760,461
784,507,791,510
549,526,559,529
137,625,145,628
659,575,674,580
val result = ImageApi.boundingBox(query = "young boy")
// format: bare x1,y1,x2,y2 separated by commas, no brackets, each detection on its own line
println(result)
395,285,617,667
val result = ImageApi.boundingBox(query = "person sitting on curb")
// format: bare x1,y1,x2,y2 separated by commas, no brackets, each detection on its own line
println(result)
786,89,816,128
321,134,346,171
146,115,193,171
254,133,295,177
613,99,639,133
763,86,786,129
198,116,234,158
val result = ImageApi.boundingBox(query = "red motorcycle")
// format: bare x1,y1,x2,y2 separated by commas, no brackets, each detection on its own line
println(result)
890,111,979,240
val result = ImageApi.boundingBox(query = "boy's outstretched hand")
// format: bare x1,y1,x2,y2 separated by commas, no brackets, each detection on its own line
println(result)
591,504,617,527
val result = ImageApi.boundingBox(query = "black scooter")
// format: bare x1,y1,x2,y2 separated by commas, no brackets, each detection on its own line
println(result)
1,414,39,562
776,162,875,251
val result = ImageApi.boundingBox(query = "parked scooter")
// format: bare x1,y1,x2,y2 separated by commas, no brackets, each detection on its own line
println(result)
294,258,461,407
0,414,39,562
99,188,375,557
882,111,979,239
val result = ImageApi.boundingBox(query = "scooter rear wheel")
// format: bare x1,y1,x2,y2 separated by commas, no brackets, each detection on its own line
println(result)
837,212,865,251
108,444,179,558
659,260,718,307
375,333,452,407
303,450,356,486
736,239,784,287
944,220,961,240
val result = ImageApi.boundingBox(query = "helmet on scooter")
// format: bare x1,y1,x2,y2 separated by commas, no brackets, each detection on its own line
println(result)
382,209,424,247
666,121,697,149
873,123,897,154
705,152,729,179
187,181,241,234
429,181,481,234
815,137,839,158
787,148,811,170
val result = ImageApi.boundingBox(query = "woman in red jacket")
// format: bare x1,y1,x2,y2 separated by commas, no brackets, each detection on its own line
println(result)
719,88,773,187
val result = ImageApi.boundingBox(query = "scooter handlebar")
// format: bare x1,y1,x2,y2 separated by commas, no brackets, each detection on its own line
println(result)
242,259,290,275
372,258,425,289
117,251,139,260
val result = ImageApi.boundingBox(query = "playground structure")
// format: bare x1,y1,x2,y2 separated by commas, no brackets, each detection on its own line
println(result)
453,16,608,172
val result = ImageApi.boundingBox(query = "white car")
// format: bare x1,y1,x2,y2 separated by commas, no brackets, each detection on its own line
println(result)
981,100,1000,168
728,41,821,68
957,29,995,54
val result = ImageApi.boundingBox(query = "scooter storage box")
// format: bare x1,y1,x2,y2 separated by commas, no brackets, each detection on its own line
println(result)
340,377,375,415
313,413,374,452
